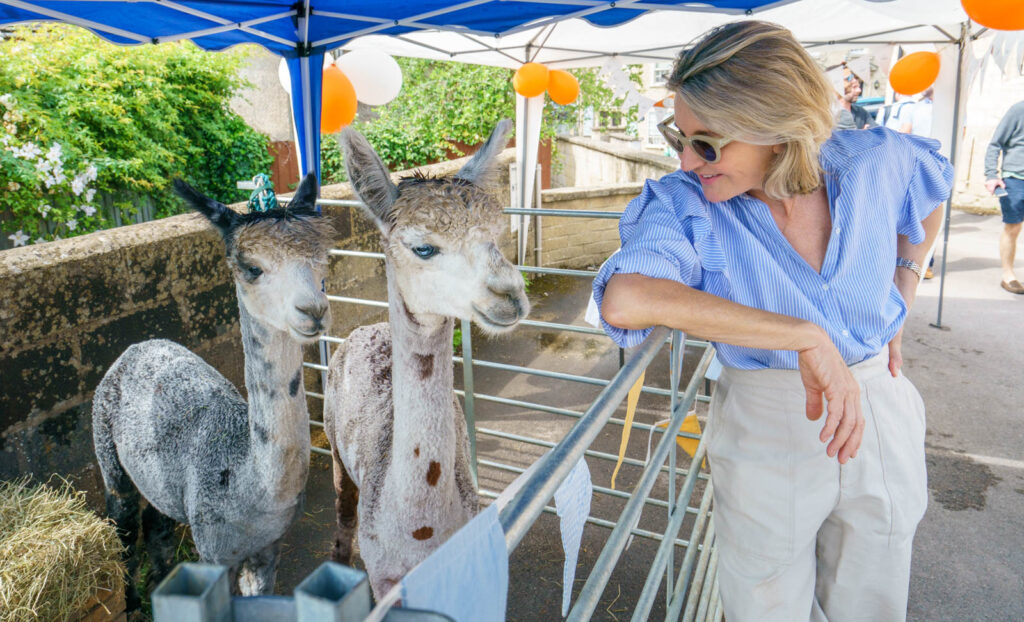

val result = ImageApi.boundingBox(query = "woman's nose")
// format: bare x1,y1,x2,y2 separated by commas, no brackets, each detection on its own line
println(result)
677,145,703,172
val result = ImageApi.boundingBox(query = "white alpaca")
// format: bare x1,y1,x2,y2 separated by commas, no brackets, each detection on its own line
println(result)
92,174,333,607
324,121,529,599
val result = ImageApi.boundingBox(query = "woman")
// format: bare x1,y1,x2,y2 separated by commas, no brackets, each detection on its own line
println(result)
594,21,952,622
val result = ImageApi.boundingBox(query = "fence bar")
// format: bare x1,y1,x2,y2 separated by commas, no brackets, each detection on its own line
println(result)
328,249,385,259
677,517,717,622
310,445,331,457
480,491,693,547
503,207,623,219
631,471,714,621
461,318,478,488
458,390,702,439
694,546,720,622
326,295,389,308
568,346,715,621
667,330,684,605
497,326,670,551
517,265,598,278
477,458,702,515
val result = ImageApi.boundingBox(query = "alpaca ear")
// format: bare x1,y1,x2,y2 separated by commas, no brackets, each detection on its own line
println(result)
454,119,513,186
286,173,320,214
172,178,239,237
339,128,398,231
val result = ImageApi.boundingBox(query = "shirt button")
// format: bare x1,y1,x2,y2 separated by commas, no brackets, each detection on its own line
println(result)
835,227,841,234
822,283,830,291
842,329,850,337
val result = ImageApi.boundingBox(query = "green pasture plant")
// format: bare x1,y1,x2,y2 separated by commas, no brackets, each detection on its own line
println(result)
0,24,271,245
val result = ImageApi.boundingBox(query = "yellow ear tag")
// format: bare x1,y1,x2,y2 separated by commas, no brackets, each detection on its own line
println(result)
610,371,645,490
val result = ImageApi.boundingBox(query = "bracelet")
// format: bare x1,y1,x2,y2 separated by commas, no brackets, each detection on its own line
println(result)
896,257,922,280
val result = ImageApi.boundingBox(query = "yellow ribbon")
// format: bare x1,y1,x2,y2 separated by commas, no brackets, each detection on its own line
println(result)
610,370,645,490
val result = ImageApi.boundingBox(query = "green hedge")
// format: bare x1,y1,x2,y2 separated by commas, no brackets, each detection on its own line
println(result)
1,24,272,246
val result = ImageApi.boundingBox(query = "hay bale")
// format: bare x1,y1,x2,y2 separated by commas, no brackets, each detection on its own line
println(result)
0,478,124,622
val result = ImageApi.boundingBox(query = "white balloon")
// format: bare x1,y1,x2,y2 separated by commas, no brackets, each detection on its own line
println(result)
277,53,334,95
335,49,403,106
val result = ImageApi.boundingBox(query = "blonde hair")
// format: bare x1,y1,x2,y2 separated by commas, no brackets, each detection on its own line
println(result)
667,21,834,199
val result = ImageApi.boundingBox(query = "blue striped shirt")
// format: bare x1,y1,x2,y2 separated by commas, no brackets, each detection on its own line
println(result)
593,128,954,370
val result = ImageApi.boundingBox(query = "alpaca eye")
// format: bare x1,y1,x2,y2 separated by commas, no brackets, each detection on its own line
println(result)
245,265,263,279
411,244,438,259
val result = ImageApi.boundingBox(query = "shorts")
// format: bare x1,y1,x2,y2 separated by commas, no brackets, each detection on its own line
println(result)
999,177,1024,225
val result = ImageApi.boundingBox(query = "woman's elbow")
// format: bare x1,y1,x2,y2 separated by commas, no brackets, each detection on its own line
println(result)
601,275,650,330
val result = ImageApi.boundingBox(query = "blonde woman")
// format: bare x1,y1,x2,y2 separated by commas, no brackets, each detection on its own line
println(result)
594,21,952,622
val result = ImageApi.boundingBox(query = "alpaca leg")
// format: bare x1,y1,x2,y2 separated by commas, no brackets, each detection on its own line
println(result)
142,503,178,593
237,540,281,596
94,415,143,611
331,448,359,565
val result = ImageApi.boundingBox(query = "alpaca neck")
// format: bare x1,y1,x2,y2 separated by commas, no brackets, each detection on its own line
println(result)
238,290,310,503
385,261,457,483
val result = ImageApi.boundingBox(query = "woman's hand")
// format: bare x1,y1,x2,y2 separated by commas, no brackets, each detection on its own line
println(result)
887,328,904,378
797,333,864,463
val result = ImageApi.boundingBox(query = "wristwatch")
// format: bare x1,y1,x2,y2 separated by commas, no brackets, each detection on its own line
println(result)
896,257,922,280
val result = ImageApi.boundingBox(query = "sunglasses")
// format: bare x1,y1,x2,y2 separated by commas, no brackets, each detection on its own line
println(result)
657,113,733,164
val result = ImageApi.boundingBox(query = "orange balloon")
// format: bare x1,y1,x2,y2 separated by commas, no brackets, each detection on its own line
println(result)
321,65,357,134
547,69,580,105
961,0,1024,31
889,51,941,96
512,62,549,98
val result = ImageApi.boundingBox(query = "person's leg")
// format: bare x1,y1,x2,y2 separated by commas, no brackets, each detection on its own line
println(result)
999,178,1024,290
706,369,838,622
815,361,928,622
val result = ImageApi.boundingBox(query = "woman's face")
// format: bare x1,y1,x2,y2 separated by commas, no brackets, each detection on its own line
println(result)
672,98,780,204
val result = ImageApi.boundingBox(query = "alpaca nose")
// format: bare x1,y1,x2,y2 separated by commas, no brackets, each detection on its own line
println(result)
297,302,329,326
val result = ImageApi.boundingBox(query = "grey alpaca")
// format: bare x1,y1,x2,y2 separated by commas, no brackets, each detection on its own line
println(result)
324,120,530,600
92,174,334,607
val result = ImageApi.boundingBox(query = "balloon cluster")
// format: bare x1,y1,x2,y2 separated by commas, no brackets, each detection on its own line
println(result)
278,50,404,134
512,63,580,105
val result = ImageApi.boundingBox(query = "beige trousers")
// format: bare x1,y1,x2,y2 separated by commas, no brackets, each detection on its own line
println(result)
706,352,928,622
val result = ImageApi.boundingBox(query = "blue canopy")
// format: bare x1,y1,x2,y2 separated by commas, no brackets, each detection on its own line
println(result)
0,0,788,178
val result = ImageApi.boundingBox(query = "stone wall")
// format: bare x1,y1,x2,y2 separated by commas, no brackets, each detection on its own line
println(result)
533,184,643,269
0,151,514,484
553,135,676,189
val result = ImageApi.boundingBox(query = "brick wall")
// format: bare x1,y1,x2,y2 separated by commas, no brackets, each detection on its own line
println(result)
532,183,643,269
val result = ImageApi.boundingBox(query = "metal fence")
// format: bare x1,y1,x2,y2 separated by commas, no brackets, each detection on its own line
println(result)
295,196,721,621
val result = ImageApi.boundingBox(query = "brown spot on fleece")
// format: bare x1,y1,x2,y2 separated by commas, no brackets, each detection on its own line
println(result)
414,446,420,457
426,461,441,486
412,526,434,540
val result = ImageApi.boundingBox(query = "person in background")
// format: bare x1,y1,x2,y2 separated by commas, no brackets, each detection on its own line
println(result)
834,68,878,130
910,87,934,139
878,92,917,132
595,21,951,621
985,100,1024,294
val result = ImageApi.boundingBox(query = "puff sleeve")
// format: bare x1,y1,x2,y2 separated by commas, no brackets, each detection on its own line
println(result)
592,173,718,348
897,134,954,244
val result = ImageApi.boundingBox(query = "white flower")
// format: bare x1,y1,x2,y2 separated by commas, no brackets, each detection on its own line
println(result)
35,158,52,173
85,188,96,202
38,203,52,216
71,175,87,196
80,204,97,217
85,165,98,182
34,237,46,244
12,142,40,159
7,181,19,191
8,230,29,247
52,170,66,185
46,143,63,163
43,174,57,188
0,94,12,108
66,219,78,231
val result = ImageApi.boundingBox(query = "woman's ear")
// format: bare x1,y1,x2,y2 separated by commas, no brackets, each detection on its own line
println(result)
772,143,785,155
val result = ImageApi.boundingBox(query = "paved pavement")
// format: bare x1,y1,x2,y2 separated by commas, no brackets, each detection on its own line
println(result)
274,208,1023,620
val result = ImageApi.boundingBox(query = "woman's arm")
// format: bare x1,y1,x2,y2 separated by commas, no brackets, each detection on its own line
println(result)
887,204,945,376
603,273,865,463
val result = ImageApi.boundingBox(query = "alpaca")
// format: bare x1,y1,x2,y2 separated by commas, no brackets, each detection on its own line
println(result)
92,173,334,607
324,120,529,599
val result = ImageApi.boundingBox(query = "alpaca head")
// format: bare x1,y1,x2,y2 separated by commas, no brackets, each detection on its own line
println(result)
173,174,335,344
340,120,529,334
